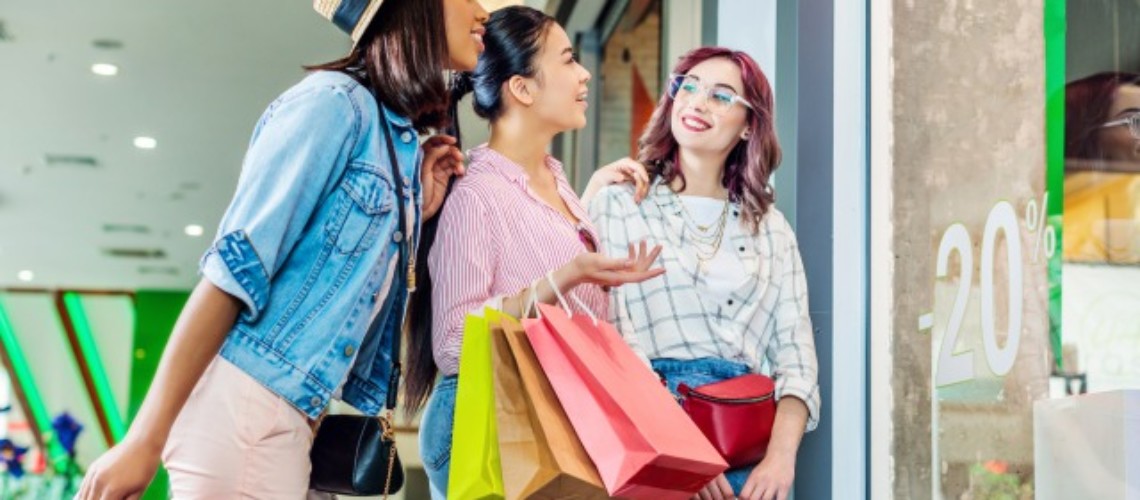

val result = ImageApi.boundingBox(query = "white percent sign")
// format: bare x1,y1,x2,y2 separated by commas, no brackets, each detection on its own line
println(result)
1024,192,1057,263
932,200,1025,387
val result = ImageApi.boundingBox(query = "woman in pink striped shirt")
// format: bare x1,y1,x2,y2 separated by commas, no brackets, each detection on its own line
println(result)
404,6,663,498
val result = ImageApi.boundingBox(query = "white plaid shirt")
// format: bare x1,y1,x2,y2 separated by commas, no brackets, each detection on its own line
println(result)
589,182,821,429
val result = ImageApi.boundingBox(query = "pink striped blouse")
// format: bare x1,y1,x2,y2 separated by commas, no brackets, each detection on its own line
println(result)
428,145,608,376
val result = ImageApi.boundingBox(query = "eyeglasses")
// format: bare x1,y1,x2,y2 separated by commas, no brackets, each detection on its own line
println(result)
667,73,753,116
1100,113,1140,139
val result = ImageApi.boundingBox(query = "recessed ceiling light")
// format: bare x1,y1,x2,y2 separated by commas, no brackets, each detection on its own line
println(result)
184,224,204,237
134,136,157,149
92,38,124,50
91,63,118,76
17,270,34,282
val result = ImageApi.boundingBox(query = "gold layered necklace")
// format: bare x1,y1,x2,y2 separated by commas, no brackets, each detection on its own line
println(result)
675,192,730,275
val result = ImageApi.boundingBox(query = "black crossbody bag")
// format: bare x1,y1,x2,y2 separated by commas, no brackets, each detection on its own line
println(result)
308,116,414,497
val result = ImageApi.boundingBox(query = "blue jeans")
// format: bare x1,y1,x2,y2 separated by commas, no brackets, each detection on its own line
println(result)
651,357,757,496
419,376,458,500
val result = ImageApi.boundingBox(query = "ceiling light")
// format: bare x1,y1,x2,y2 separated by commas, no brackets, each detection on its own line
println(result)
91,63,118,76
92,39,124,50
184,224,204,237
17,270,33,282
133,136,157,149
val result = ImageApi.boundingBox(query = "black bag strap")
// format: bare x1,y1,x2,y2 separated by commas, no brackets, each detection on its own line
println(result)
376,108,410,413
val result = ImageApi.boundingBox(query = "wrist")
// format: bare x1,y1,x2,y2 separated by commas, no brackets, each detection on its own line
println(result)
122,431,165,456
764,442,799,463
554,261,583,291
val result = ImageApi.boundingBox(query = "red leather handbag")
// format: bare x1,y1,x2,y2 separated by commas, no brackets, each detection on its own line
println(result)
677,374,777,468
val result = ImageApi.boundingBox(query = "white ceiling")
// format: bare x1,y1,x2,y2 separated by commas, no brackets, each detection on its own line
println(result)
0,0,535,291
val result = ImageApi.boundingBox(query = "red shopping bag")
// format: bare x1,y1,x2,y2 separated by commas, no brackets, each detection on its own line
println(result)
524,303,727,499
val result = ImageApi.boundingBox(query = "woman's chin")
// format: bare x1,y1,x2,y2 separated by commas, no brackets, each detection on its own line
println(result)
448,51,479,72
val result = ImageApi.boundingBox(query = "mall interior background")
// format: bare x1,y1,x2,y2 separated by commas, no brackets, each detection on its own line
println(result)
2,0,1138,498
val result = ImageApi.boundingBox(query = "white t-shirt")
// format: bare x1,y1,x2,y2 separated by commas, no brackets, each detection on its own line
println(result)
678,195,745,302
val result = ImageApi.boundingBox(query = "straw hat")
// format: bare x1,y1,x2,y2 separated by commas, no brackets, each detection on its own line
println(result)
313,0,386,46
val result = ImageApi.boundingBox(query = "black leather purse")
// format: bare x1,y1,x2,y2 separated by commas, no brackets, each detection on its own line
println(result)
308,116,413,497
309,413,405,496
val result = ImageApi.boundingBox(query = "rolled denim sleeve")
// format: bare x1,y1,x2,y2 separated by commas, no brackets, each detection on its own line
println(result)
200,84,361,321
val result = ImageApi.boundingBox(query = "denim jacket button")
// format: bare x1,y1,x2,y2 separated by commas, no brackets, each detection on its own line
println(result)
310,396,321,408
393,231,404,243
344,345,356,357
400,131,413,143
402,176,411,187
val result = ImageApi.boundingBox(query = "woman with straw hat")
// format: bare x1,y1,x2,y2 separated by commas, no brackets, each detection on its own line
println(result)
77,1,489,498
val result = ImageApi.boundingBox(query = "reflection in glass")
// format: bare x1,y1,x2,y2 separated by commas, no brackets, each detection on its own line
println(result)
1064,72,1140,264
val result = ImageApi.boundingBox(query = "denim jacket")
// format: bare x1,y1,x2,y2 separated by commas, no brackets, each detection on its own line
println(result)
200,71,422,419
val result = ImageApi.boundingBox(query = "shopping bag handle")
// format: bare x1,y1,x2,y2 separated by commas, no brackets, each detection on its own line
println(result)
524,278,541,319
544,271,599,325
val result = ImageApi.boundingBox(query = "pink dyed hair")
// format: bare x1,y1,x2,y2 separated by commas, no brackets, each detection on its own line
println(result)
637,46,781,232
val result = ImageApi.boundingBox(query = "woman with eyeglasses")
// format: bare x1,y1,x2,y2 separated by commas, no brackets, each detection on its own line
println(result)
404,7,664,498
584,47,820,500
1063,72,1140,263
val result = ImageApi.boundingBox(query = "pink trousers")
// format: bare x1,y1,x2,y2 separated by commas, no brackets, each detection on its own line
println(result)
162,357,315,499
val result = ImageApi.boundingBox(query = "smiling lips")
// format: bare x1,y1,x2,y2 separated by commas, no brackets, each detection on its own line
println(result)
471,26,485,52
680,114,712,132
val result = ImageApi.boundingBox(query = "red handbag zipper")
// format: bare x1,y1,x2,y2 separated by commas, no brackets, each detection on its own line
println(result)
686,390,775,405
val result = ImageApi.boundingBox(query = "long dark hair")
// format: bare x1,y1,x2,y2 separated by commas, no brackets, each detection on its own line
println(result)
637,47,781,233
306,0,451,131
404,5,556,414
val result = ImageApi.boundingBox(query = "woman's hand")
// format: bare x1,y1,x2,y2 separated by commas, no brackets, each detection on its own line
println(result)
691,474,735,500
739,397,809,500
565,241,664,288
582,157,651,206
76,279,242,500
421,135,466,219
738,449,796,500
77,438,162,500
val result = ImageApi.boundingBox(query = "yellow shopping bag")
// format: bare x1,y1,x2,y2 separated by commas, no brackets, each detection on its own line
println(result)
447,308,512,500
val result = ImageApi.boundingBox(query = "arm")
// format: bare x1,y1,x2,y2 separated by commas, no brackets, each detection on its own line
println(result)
741,225,820,500
430,188,663,367
201,85,361,321
429,187,500,370
78,280,240,499
581,157,651,206
79,84,361,500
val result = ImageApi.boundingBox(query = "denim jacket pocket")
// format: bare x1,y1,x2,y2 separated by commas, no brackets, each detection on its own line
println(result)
326,161,394,254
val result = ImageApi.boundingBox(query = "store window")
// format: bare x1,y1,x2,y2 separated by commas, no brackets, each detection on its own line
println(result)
881,2,1052,498
881,1,1140,497
1058,0,1140,397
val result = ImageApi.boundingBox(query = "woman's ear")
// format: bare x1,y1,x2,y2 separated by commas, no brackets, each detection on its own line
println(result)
740,128,751,140
505,75,535,107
